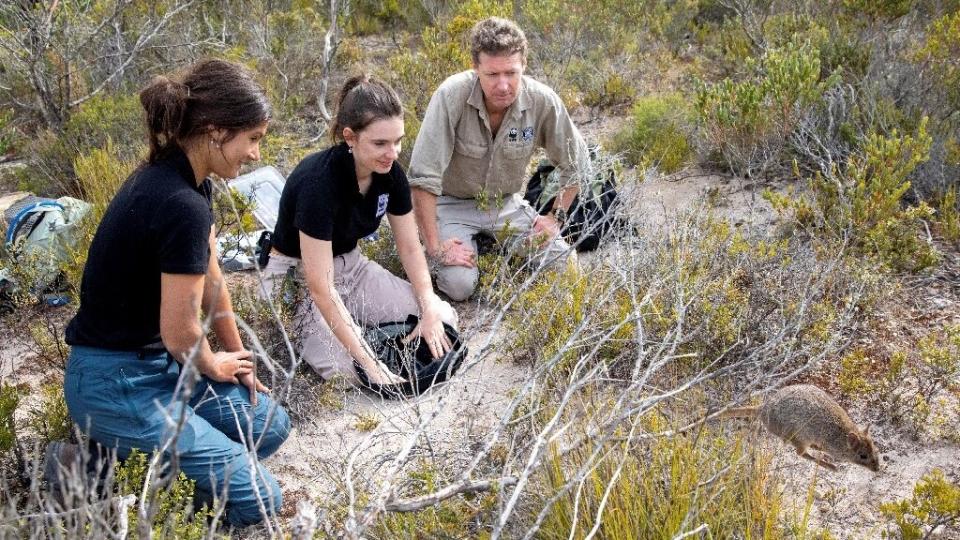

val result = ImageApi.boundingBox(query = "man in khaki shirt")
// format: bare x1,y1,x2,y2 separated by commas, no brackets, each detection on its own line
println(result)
409,17,589,301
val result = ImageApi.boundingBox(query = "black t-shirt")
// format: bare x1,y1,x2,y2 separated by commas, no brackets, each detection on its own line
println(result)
65,147,213,350
272,142,413,258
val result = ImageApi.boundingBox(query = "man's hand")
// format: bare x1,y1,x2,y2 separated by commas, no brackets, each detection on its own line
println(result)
237,371,270,407
531,214,561,240
202,350,254,384
432,237,475,268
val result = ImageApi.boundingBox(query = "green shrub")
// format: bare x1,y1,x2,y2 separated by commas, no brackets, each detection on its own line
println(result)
566,58,636,112
695,40,838,177
115,449,216,539
0,108,17,157
538,410,785,539
28,316,69,370
28,383,71,446
842,0,915,21
348,0,430,35
766,119,939,272
916,10,960,111
27,93,142,196
935,185,960,245
504,264,634,377
837,348,873,397
610,93,693,173
877,327,960,438
522,0,645,114
359,222,404,278
0,384,19,455
880,469,960,539
371,461,497,539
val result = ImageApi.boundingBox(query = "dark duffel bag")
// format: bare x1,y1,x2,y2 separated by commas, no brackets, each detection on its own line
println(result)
356,314,467,398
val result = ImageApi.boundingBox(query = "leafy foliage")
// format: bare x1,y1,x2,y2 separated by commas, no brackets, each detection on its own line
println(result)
767,119,939,272
880,469,960,540
695,39,839,177
115,450,216,540
538,410,784,539
0,385,18,456
610,93,694,173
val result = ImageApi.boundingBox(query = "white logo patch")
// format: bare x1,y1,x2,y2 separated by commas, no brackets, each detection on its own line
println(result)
376,193,389,217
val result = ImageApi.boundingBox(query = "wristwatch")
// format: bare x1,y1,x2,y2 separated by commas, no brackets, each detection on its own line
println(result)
550,206,568,225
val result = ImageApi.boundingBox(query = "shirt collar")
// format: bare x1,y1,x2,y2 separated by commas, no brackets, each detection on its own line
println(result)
156,145,203,188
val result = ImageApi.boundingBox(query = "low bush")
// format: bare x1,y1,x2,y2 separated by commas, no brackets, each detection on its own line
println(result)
27,383,72,447
0,385,18,456
0,108,18,157
766,119,939,272
24,93,142,197
880,469,960,539
609,93,694,173
917,10,960,112
935,185,960,245
115,450,215,539
695,39,838,178
370,461,498,539
536,410,785,539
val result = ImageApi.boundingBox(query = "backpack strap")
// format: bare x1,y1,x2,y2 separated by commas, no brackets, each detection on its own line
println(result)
5,201,64,246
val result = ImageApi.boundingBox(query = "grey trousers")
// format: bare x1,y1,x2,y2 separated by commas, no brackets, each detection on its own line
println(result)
260,248,458,382
435,193,574,301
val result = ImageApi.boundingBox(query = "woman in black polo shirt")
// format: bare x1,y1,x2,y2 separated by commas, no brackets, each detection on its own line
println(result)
62,59,289,527
264,75,457,385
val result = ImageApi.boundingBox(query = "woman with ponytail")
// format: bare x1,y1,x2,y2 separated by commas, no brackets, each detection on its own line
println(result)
61,59,289,528
263,75,458,385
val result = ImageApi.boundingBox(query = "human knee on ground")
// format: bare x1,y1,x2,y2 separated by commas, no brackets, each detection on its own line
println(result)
437,264,479,301
254,399,290,459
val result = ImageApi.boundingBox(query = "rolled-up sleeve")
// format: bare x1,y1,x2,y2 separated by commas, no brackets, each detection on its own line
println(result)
408,89,457,196
540,94,591,190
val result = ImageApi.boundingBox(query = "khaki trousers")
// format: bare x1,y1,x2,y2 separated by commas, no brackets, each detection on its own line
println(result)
259,248,458,382
435,193,574,301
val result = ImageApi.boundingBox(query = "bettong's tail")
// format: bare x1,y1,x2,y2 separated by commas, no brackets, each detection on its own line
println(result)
716,406,760,419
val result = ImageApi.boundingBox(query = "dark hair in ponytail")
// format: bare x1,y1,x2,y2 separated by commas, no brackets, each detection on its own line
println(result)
331,74,403,142
139,58,271,162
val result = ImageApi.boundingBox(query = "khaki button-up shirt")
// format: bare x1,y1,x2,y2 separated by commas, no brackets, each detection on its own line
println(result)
408,70,589,199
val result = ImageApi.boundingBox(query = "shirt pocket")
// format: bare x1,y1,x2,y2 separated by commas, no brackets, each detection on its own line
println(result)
502,143,531,161
454,139,488,159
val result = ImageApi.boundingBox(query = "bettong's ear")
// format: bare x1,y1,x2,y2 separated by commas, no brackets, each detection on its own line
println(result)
863,424,871,436
846,430,860,448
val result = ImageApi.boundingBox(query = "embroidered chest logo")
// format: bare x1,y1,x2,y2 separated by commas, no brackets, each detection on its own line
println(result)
508,127,519,142
376,193,389,217
522,126,534,142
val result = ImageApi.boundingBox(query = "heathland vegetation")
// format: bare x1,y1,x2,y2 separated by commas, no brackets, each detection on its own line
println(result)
1,0,959,538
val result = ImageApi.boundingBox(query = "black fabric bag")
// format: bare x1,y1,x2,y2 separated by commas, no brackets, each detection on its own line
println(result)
356,315,467,398
523,152,623,252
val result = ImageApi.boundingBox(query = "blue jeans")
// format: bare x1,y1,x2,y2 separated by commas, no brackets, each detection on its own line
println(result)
64,346,291,528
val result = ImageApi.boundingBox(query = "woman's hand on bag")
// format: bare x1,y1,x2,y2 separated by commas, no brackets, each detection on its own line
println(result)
404,301,452,359
363,358,407,385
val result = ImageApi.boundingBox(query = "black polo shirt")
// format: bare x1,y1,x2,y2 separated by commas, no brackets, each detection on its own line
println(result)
272,142,413,257
65,146,213,350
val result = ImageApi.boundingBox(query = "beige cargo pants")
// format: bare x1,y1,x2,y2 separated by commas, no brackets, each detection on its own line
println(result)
435,193,574,301
259,248,458,382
